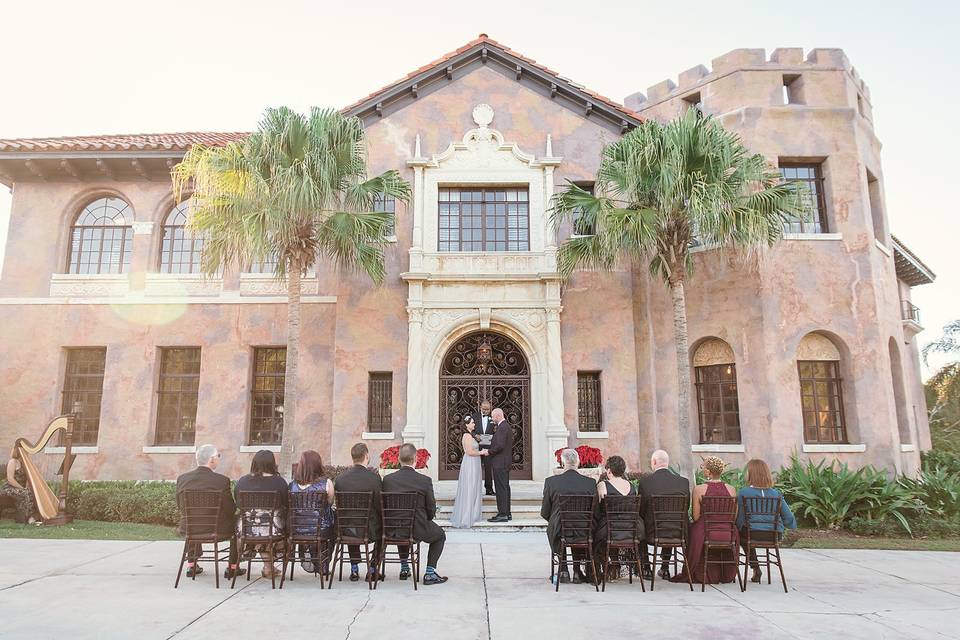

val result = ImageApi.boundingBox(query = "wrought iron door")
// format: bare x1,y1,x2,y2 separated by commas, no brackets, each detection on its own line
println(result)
439,332,532,480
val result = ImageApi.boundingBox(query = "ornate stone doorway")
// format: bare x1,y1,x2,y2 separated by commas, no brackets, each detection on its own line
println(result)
438,331,532,480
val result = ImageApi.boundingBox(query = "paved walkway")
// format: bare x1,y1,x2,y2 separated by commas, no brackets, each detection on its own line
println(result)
1,533,958,639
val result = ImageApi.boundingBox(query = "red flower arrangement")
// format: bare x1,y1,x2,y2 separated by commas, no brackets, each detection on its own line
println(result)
379,445,431,469
554,445,604,469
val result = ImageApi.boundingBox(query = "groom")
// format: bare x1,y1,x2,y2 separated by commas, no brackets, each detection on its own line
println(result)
487,408,513,522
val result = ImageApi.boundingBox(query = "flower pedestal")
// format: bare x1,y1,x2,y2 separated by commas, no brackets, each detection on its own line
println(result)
552,467,602,481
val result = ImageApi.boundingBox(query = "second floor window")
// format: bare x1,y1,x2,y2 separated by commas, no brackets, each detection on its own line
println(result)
160,200,205,273
373,193,396,237
68,197,134,274
438,187,529,252
367,372,393,433
780,162,828,234
250,347,286,445
155,347,201,445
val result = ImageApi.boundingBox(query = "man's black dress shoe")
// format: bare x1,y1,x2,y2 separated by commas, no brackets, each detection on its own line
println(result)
224,567,246,580
422,573,448,585
399,568,411,580
350,570,360,582
657,565,671,580
488,514,509,522
485,490,496,496
507,514,512,521
185,565,203,578
557,571,571,584
572,569,588,584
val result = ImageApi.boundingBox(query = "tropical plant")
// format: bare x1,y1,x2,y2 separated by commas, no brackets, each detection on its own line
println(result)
924,319,960,454
694,464,745,489
173,107,410,474
550,108,806,480
901,465,960,519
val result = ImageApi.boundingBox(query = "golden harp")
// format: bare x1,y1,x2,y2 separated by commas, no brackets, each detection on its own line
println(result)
12,414,76,525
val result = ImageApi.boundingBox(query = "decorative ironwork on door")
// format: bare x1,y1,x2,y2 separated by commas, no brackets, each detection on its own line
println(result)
439,332,532,480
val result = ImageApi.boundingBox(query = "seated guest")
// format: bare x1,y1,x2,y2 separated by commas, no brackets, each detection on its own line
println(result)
736,458,797,583
593,455,641,580
638,449,690,580
290,450,336,575
335,443,382,582
541,448,597,584
176,444,245,580
235,449,289,579
2,453,37,524
671,456,738,584
381,443,448,585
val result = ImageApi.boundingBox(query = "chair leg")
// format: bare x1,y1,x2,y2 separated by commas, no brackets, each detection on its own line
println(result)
175,541,188,588
683,545,694,592
634,544,646,592
601,544,608,593
213,542,220,590
774,546,787,593
701,545,707,592
364,543,373,591
649,545,657,591
734,544,745,591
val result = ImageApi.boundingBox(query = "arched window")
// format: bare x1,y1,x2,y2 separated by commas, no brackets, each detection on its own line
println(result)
159,200,204,273
68,197,134,274
693,338,740,444
797,333,848,444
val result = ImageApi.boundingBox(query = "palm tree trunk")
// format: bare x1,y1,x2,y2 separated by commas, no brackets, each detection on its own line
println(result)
278,258,302,478
670,277,695,489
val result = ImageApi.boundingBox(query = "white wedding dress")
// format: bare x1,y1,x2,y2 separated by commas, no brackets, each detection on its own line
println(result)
450,433,483,528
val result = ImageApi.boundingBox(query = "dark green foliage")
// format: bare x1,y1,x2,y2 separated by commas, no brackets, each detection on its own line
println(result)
694,466,745,489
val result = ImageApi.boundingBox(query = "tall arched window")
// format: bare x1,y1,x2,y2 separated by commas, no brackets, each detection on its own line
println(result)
68,197,134,274
797,333,848,443
693,338,741,444
159,200,204,273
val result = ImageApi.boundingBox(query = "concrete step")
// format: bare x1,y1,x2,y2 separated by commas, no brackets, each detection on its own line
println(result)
437,504,542,519
436,518,547,532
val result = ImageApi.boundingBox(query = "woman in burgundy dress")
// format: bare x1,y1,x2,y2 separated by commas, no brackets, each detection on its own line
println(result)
672,456,739,584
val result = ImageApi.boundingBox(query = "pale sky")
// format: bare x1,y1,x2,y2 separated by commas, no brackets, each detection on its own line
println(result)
0,0,956,377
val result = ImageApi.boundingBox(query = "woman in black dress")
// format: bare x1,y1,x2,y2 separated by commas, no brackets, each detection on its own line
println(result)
593,455,641,581
235,450,289,579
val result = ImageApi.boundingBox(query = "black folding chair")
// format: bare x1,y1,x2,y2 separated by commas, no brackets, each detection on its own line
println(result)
282,490,333,589
234,490,285,589
329,491,376,590
380,492,421,591
649,494,694,591
174,490,232,589
741,495,789,593
699,495,743,592
550,494,599,592
599,495,646,592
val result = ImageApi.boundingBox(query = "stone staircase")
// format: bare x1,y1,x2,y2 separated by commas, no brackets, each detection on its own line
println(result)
433,480,547,532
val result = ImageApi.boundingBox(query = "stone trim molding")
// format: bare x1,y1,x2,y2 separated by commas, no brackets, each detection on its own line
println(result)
144,273,224,297
361,432,396,440
797,333,841,361
239,273,319,297
44,446,99,455
576,431,609,440
693,338,735,367
801,443,866,453
874,239,892,257
131,221,155,235
900,444,916,453
49,273,129,297
0,294,337,305
142,445,197,454
239,445,281,453
691,443,745,453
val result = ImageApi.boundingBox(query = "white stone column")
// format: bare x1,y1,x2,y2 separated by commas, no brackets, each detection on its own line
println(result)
543,306,569,477
402,306,426,449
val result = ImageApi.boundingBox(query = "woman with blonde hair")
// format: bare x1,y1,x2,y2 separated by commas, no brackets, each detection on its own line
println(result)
736,459,797,583
671,456,739,584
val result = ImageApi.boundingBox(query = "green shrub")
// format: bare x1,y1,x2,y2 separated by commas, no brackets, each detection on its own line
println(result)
922,449,960,475
900,466,960,519
694,465,745,489
62,481,179,526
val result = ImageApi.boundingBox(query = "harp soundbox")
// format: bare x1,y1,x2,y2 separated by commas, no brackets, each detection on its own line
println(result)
12,414,76,525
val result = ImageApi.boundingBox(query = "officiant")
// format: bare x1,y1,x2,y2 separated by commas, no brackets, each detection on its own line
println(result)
470,400,496,496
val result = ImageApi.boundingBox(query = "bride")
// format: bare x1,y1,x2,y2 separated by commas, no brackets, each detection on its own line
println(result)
450,415,487,528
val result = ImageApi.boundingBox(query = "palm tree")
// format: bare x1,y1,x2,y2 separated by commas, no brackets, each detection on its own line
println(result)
550,108,806,481
923,320,960,453
173,107,411,475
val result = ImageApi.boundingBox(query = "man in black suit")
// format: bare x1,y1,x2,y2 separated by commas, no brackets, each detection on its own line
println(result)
175,444,245,580
541,448,597,584
470,400,496,495
381,443,448,585
638,449,691,580
334,443,383,582
486,408,513,522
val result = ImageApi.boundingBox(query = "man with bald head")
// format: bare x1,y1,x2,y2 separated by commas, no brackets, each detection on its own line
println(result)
638,449,690,580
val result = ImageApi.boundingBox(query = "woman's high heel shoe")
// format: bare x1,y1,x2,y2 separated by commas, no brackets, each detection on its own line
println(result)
751,568,762,583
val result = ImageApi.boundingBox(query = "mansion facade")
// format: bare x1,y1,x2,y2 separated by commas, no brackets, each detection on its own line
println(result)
0,36,935,481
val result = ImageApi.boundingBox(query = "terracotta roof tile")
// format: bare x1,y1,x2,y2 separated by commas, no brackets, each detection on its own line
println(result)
0,131,248,153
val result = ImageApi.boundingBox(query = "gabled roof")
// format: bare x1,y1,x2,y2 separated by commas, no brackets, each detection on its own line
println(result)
892,235,936,286
341,34,642,131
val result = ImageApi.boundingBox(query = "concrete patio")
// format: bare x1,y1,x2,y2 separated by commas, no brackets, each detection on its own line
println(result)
0,533,957,639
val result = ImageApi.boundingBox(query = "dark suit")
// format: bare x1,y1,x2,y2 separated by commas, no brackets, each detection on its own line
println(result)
540,469,597,554
487,418,513,517
471,411,495,493
176,465,238,564
382,466,446,569
638,468,690,568
335,463,383,565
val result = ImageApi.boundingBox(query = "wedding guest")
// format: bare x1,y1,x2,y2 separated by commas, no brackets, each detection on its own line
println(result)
235,449,289,579
335,443,382,583
470,400,496,495
289,450,336,574
176,444,245,580
736,458,797,583
542,448,597,584
671,456,738,584
382,443,448,585
1,452,36,524
593,455,641,580
638,449,689,580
